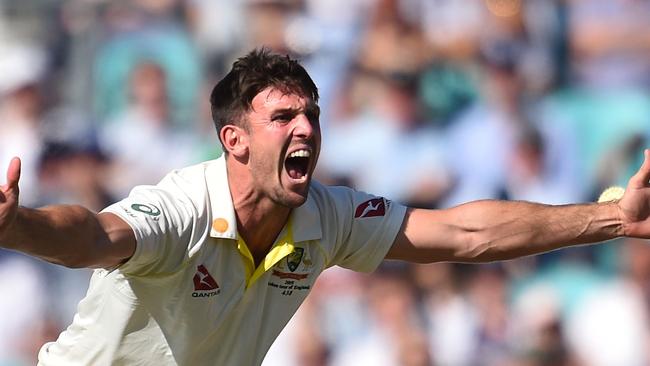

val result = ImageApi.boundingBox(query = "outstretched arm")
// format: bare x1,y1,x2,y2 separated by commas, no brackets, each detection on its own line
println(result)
0,157,135,268
387,149,650,264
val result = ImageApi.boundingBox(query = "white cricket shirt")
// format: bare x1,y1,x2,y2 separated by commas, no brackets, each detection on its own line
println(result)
38,156,406,366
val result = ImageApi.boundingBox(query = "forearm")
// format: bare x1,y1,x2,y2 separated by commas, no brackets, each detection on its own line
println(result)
0,205,112,268
392,200,625,263
451,200,624,262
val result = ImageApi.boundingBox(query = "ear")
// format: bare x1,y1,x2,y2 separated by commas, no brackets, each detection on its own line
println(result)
220,124,249,158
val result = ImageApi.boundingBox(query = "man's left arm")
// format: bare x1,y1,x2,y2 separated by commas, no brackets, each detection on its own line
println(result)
387,149,650,263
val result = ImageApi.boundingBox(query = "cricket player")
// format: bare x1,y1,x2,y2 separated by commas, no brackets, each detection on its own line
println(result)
1,49,649,365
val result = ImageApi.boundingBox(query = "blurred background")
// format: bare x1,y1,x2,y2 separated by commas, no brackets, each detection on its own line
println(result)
1,0,650,365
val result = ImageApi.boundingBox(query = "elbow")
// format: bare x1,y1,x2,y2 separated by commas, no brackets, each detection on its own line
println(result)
454,232,496,262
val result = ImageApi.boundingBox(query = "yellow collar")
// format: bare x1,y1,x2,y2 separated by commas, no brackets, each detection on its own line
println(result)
236,220,295,288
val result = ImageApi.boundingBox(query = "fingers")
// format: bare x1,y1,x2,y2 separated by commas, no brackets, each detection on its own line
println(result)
4,157,21,191
629,149,650,189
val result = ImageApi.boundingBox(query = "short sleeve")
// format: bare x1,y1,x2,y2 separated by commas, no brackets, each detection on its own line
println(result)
327,187,407,272
101,175,200,276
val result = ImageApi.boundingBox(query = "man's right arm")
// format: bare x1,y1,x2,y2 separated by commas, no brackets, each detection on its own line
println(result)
0,157,136,269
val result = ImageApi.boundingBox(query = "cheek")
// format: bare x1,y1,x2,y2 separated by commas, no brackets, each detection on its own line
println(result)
248,126,290,164
249,137,281,171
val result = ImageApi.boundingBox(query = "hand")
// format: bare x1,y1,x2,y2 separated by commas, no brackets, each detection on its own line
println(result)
0,157,21,242
618,149,650,238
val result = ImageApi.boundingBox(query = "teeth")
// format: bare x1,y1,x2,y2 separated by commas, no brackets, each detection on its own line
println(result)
289,149,310,158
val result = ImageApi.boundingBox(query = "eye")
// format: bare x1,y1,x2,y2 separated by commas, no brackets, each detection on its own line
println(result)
272,113,293,123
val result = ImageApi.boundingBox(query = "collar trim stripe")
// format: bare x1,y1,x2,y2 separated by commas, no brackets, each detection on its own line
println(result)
237,220,296,288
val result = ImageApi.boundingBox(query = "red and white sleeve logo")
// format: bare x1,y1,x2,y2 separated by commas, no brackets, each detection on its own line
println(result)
354,198,386,218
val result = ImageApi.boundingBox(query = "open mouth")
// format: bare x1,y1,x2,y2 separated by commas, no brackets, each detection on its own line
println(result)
284,149,311,181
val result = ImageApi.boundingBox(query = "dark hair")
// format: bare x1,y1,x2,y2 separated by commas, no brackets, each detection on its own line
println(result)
210,48,319,143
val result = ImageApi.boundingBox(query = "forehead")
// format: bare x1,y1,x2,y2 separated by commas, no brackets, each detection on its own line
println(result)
250,87,314,113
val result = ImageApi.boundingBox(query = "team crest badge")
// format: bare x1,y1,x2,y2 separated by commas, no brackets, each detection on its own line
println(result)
287,248,304,272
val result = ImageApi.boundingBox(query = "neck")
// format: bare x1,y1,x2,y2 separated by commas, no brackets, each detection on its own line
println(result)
226,157,291,264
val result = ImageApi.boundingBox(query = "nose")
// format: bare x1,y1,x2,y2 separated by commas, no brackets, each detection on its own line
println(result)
293,113,318,140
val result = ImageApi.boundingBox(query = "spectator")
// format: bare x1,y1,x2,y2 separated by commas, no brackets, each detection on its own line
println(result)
99,62,200,197
0,44,47,207
319,71,450,208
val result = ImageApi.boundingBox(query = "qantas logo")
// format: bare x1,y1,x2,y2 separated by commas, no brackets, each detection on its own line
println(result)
192,265,220,298
354,198,386,218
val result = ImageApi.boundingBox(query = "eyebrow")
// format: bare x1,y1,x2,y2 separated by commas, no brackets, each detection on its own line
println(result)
271,101,320,116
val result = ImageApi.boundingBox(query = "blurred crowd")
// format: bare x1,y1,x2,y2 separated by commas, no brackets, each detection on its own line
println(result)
1,0,650,365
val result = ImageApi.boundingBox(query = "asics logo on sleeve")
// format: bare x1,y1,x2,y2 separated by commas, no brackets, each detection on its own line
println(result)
130,203,161,216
